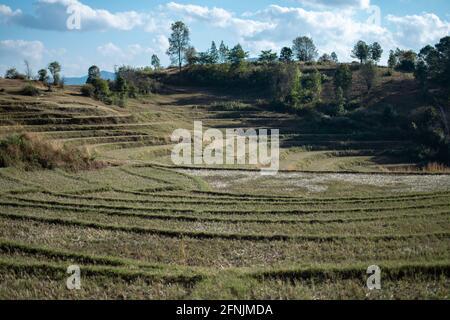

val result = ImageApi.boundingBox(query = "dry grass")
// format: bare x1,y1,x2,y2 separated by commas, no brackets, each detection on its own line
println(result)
387,162,450,173
0,132,106,171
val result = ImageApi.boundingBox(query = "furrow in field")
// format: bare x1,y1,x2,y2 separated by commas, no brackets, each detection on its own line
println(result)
6,195,450,216
2,199,449,226
1,211,449,242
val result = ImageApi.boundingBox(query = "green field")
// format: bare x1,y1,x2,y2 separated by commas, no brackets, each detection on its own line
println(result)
0,79,449,299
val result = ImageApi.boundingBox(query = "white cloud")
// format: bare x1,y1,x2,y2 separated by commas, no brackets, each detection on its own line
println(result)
0,40,46,76
2,1,449,75
95,41,168,71
97,42,124,57
0,0,147,31
153,35,170,53
164,2,275,37
387,13,450,49
0,4,21,16
297,0,371,10
0,39,45,62
239,5,394,61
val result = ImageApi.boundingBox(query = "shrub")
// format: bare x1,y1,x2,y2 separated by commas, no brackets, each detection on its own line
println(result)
115,66,161,95
0,133,105,171
410,106,450,164
360,62,378,93
91,78,110,99
20,84,40,96
334,64,352,97
80,84,95,97
5,68,26,80
209,101,255,111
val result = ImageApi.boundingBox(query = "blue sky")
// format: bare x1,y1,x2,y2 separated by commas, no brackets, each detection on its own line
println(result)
1,0,449,76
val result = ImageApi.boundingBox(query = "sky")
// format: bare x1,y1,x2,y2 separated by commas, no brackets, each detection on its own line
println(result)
0,0,449,77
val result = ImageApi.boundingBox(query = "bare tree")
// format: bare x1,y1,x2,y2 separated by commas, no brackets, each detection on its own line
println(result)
24,60,32,80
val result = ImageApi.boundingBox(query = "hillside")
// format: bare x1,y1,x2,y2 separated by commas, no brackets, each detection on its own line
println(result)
0,72,449,299
0,65,443,172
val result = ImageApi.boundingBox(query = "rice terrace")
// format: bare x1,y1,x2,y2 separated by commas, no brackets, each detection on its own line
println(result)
0,0,450,302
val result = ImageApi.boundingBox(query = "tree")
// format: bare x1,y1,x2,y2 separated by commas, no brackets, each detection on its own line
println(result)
185,46,198,66
351,40,370,64
86,65,100,84
48,61,61,85
228,44,248,67
166,21,190,71
5,68,19,79
292,36,318,62
270,63,302,106
388,50,397,70
37,69,48,82
114,73,128,105
415,36,450,97
218,41,229,63
209,41,219,64
331,52,338,63
151,54,161,70
411,106,450,164
335,87,346,116
258,50,278,64
334,64,352,98
279,47,293,62
395,49,417,72
199,52,213,65
309,68,322,102
91,78,110,100
24,60,32,80
433,36,450,88
318,53,332,63
369,42,383,63
414,59,428,96
360,61,378,93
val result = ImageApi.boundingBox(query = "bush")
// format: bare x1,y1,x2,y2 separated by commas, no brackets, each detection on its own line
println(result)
20,84,40,96
409,106,450,164
91,78,111,100
0,133,105,171
115,66,161,95
80,84,95,97
209,101,255,111
5,68,26,80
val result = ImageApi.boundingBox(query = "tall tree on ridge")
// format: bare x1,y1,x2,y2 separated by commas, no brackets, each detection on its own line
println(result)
166,21,190,71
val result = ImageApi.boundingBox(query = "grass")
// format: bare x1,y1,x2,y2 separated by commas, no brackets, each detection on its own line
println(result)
0,78,449,299
0,133,105,171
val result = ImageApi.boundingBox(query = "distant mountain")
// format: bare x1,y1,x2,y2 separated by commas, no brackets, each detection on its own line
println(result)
64,71,116,85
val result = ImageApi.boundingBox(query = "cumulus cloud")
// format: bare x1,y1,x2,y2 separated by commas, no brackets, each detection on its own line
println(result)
0,40,46,76
165,2,274,37
239,5,394,61
0,40,45,62
387,13,450,49
0,0,147,31
0,4,21,16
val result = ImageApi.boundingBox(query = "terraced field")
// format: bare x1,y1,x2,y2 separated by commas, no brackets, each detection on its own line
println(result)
0,79,449,299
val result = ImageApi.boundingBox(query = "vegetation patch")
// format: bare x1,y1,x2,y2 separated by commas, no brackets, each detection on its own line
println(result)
0,133,105,171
